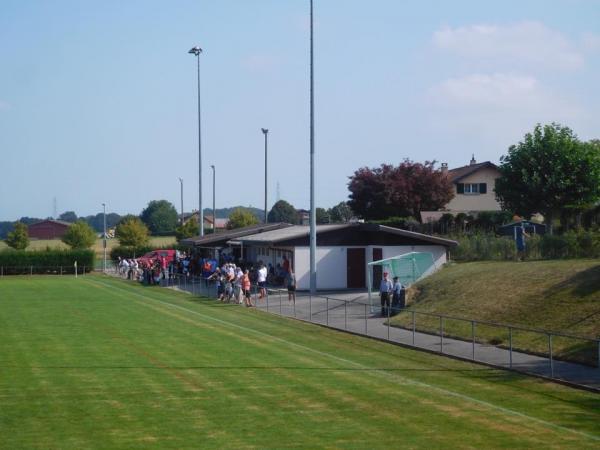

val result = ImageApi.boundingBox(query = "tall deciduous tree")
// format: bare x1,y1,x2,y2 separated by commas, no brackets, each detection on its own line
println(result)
227,208,260,229
61,221,96,249
5,222,29,250
495,123,600,231
175,217,199,242
328,202,354,223
268,200,298,224
116,217,150,247
140,200,178,234
58,211,78,223
347,160,454,221
316,208,329,224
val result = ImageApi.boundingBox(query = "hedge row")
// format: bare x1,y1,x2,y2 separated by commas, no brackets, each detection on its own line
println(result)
451,230,600,261
0,249,95,273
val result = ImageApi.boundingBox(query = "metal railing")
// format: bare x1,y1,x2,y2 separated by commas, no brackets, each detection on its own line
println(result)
0,266,90,276
160,273,599,389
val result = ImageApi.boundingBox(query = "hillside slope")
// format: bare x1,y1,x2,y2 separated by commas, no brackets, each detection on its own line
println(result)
392,260,600,365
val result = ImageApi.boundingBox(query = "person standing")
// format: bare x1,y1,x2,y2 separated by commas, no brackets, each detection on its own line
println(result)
391,276,405,315
286,270,296,303
379,272,393,317
515,222,530,261
242,269,253,307
257,262,268,300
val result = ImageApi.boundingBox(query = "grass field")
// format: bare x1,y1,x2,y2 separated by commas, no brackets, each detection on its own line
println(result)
392,260,600,366
1,276,599,449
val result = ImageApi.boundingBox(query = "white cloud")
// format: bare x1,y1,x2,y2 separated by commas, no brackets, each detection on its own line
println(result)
427,73,584,146
433,21,584,71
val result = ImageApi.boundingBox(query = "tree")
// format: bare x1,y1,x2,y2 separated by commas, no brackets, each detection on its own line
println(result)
61,221,96,249
328,202,354,223
116,217,150,247
347,160,454,221
140,200,178,234
316,207,329,224
227,208,260,229
175,217,199,242
58,211,78,223
268,200,298,224
495,123,600,232
5,222,29,250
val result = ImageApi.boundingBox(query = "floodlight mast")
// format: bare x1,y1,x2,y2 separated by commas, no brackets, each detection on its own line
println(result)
309,0,317,294
189,46,204,237
262,128,269,223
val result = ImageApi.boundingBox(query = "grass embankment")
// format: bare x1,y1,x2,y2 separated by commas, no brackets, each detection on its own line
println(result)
391,260,600,366
0,275,598,448
0,236,176,261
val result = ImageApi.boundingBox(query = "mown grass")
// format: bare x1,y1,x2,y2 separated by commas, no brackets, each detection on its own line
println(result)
391,260,600,366
0,275,599,449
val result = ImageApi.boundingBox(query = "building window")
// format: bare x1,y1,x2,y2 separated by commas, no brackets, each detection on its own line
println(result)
464,183,479,194
457,183,487,195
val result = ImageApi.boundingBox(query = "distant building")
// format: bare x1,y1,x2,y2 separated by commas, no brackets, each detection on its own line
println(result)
183,212,229,230
421,156,502,222
28,220,71,240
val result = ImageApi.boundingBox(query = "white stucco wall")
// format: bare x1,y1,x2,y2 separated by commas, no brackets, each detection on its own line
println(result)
294,245,448,290
445,167,501,212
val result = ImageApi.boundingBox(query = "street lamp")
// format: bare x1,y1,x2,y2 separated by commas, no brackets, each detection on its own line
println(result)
102,203,107,273
262,128,269,223
188,45,204,236
178,178,184,225
309,0,317,294
211,165,216,233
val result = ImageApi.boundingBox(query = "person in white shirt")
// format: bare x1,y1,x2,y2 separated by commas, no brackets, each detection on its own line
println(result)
257,263,268,299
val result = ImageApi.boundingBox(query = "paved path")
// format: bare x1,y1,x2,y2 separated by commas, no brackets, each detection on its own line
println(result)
169,278,600,390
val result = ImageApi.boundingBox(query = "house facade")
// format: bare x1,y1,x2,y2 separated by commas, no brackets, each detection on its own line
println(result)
28,220,71,240
229,224,457,290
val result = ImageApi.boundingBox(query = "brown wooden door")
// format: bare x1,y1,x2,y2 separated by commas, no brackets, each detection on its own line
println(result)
372,248,383,289
347,248,366,288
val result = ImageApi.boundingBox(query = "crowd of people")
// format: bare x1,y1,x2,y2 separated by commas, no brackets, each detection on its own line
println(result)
115,253,297,305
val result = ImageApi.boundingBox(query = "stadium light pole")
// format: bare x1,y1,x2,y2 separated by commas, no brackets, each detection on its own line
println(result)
262,128,269,223
102,203,107,273
211,165,216,233
178,178,184,225
309,0,317,294
188,45,204,237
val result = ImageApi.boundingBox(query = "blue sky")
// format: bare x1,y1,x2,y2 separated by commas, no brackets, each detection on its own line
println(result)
1,0,599,220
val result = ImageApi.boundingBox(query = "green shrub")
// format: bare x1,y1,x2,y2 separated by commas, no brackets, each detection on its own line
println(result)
0,249,94,274
450,230,600,261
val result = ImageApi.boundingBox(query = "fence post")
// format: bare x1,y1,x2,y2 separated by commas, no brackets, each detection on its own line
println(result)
279,290,282,315
30,266,32,276
364,303,368,335
309,295,312,322
60,266,63,276
472,321,476,360
266,289,269,311
387,303,391,341
412,311,416,345
440,316,444,354
509,327,513,368
549,334,554,378
1,266,3,277
344,301,347,330
326,298,329,326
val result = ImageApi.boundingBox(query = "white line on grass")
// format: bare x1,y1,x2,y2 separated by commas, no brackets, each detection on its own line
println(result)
86,277,600,443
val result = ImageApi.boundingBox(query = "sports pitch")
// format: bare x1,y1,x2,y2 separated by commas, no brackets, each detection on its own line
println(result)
1,275,599,449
